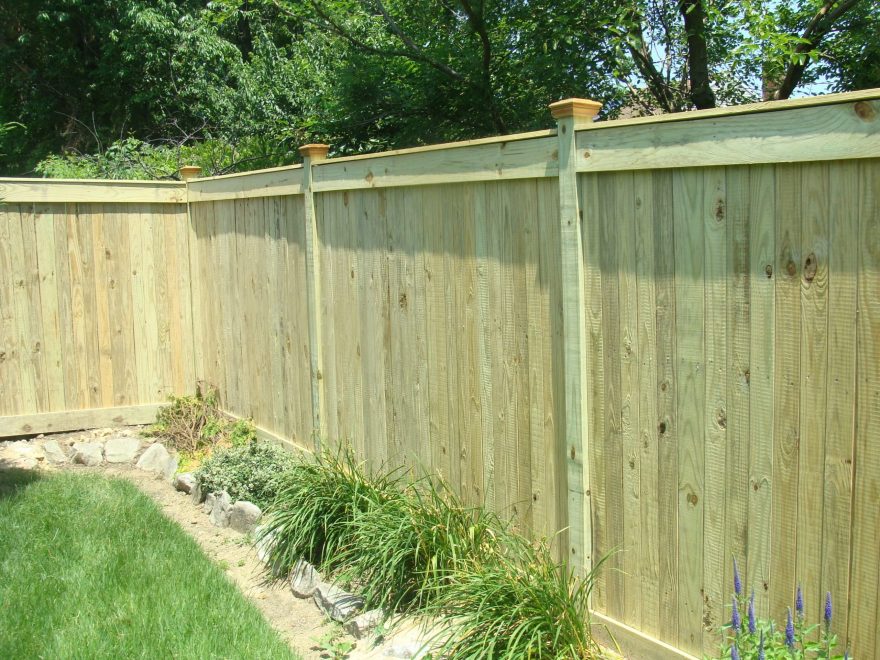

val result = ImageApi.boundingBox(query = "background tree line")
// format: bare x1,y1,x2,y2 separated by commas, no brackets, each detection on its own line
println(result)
1,0,877,178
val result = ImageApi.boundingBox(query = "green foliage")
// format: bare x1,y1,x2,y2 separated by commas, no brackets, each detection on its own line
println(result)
195,440,298,508
314,627,355,659
258,448,403,575
147,384,256,454
717,562,848,659
259,446,602,659
0,470,297,659
425,544,602,660
333,476,511,614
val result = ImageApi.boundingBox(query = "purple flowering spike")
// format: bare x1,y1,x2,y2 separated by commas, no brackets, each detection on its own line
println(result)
786,607,796,649
824,591,832,626
733,558,742,596
730,643,740,660
758,630,765,660
796,584,804,619
748,590,756,634
731,595,741,634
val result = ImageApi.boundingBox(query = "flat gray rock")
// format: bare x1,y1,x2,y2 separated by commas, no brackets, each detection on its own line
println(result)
135,443,172,475
42,440,69,464
72,442,104,466
289,558,320,598
163,454,179,482
104,436,141,463
204,491,217,515
314,582,364,622
209,491,232,527
229,500,261,534
7,441,45,461
191,480,205,504
344,608,384,639
174,472,196,494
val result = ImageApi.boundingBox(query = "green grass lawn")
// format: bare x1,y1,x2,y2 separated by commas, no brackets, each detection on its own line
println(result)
0,469,297,659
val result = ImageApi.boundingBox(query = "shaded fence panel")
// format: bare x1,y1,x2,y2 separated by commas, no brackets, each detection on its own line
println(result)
314,180,565,540
188,195,314,447
581,160,880,656
0,201,193,421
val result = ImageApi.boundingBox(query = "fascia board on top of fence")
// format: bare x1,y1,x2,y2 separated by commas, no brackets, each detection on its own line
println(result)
575,95,880,173
311,133,559,191
0,179,186,204
186,165,304,202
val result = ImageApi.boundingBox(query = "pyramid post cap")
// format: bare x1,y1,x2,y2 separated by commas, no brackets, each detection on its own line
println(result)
549,98,603,121
178,165,203,181
299,143,331,160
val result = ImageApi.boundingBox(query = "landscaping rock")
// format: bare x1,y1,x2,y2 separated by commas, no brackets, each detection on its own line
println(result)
191,480,205,505
174,472,196,495
42,440,69,464
254,527,276,564
72,442,104,466
163,454,179,482
204,491,217,515
209,491,232,527
289,559,320,598
314,582,364,622
344,608,384,639
135,442,173,476
229,500,261,534
104,436,141,463
8,441,45,462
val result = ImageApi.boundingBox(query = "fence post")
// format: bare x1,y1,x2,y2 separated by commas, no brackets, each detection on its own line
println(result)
550,98,602,576
300,143,330,453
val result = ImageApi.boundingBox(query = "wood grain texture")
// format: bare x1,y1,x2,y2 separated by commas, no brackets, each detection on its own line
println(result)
0,201,192,417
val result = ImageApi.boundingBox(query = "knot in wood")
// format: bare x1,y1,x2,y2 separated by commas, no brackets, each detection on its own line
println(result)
786,260,797,277
803,252,818,282
854,101,876,122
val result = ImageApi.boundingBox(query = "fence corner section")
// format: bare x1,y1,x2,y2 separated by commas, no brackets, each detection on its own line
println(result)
551,98,600,576
300,143,330,453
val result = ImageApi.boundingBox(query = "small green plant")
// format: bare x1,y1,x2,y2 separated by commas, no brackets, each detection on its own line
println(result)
195,441,297,508
718,559,849,659
314,629,355,659
146,384,256,457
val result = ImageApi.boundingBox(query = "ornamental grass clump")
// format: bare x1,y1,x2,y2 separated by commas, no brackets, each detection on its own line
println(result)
333,476,510,614
424,543,603,660
720,559,849,659
257,448,404,577
260,445,604,659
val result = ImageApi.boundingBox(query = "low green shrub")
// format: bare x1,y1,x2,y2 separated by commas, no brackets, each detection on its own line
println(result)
146,384,257,455
195,441,297,508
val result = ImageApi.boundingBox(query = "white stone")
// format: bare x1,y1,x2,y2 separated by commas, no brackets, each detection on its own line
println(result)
42,440,69,464
209,491,232,527
289,558,320,598
174,473,196,495
229,500,261,534
314,582,364,622
204,491,217,515
104,436,141,463
72,442,104,466
344,608,385,639
135,443,173,475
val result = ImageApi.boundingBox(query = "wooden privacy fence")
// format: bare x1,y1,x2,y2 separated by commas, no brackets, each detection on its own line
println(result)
2,88,879,659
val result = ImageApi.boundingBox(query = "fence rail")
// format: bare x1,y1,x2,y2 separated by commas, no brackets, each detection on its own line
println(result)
1,88,879,659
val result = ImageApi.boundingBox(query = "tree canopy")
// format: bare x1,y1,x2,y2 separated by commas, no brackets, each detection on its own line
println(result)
1,0,876,177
